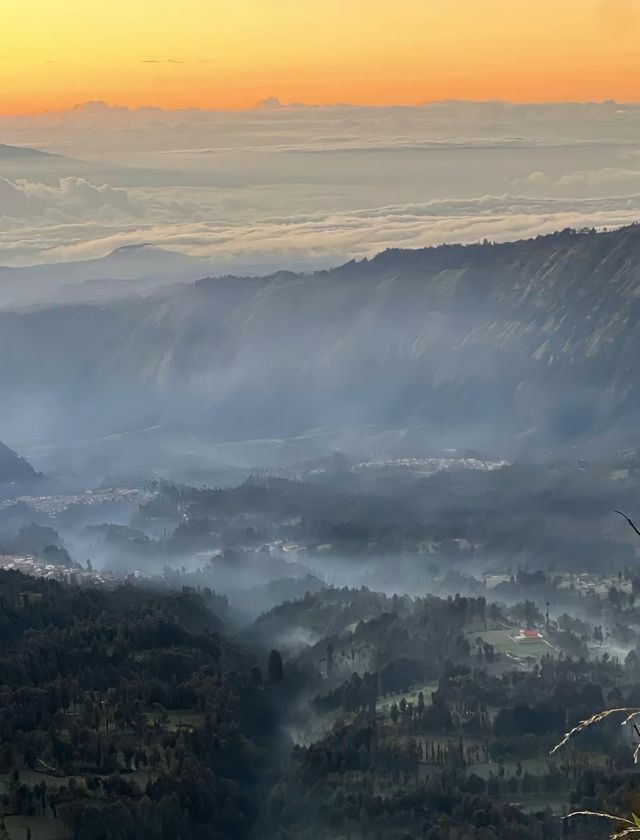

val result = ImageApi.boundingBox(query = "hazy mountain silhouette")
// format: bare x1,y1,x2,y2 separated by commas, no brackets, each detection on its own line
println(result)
2,225,640,456
0,441,39,485
0,142,184,188
0,245,212,308
0,143,65,160
0,142,103,181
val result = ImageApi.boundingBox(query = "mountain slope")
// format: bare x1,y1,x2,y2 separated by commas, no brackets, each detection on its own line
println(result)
0,441,39,485
2,225,640,454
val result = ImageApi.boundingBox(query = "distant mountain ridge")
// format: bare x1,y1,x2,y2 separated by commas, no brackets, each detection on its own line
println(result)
0,141,183,189
0,143,61,159
2,225,640,454
0,245,212,308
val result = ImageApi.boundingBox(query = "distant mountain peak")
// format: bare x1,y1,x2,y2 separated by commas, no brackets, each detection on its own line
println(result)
0,143,58,159
110,243,159,255
106,243,203,264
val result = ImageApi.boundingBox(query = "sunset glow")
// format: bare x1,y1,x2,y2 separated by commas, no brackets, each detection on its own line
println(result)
3,0,640,113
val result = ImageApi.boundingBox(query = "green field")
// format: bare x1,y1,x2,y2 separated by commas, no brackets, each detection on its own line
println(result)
144,709,205,731
469,756,552,780
377,681,439,714
15,770,78,791
11,766,160,792
5,816,69,840
469,628,555,661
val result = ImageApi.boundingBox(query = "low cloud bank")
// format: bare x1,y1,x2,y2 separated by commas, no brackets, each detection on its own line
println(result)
2,101,640,268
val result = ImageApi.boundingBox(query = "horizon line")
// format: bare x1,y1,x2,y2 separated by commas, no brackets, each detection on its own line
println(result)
3,96,640,118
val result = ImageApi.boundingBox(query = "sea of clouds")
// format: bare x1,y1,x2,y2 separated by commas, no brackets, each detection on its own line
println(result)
3,99,640,269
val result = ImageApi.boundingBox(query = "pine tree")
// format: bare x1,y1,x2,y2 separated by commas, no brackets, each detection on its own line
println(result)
267,649,284,684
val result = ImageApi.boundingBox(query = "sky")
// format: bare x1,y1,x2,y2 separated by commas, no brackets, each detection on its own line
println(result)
2,4,640,277
3,0,640,114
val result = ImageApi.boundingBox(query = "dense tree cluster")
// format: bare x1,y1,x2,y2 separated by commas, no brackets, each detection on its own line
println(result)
0,571,283,840
0,565,638,839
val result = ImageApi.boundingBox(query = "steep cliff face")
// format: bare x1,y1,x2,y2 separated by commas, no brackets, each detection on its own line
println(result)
2,225,640,450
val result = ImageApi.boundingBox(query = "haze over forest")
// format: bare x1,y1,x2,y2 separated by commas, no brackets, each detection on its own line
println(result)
5,6,640,835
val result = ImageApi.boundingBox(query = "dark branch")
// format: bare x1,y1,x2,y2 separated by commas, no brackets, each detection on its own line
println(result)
615,510,640,538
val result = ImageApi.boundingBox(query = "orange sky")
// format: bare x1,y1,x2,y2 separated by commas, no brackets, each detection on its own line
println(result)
2,0,640,114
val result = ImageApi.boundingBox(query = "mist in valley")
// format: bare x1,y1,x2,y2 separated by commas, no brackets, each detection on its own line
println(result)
3,100,640,840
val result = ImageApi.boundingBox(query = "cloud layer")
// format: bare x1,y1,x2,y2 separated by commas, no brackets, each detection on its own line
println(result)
2,101,640,269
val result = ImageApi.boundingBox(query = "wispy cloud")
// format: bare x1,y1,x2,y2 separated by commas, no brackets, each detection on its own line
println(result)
2,176,640,269
141,59,187,64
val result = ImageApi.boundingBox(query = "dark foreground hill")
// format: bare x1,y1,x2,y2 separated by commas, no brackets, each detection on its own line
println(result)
3,225,640,454
0,570,566,840
0,570,283,840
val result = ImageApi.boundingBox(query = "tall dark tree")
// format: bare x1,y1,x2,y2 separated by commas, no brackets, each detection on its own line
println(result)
267,649,284,684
